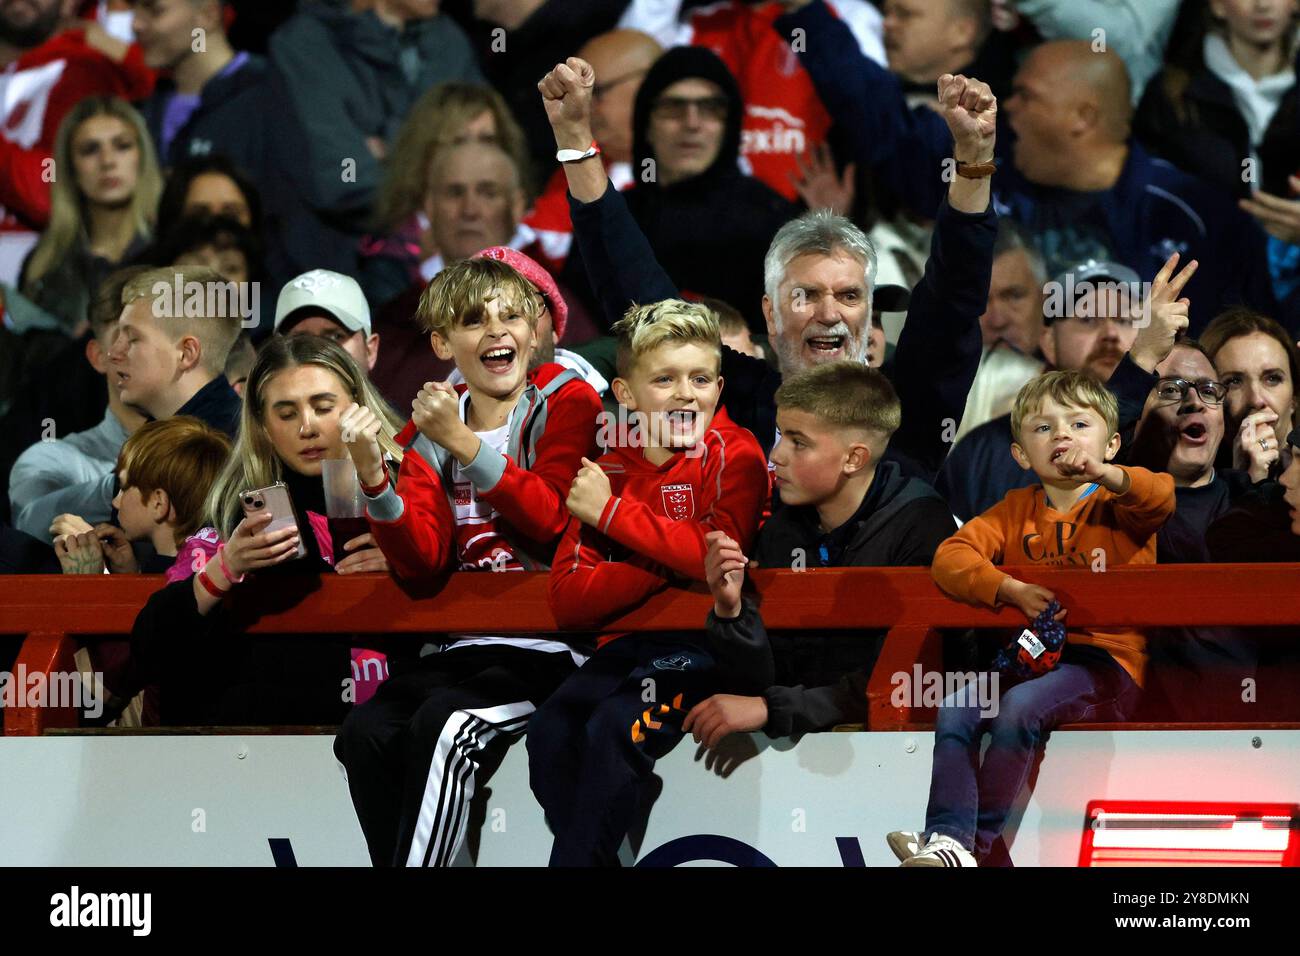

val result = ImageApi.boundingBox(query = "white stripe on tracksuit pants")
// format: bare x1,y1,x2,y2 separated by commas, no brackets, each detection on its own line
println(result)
334,643,578,867
408,701,532,867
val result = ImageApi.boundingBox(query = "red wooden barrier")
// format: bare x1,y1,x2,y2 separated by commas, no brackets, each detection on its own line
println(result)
3,565,1299,735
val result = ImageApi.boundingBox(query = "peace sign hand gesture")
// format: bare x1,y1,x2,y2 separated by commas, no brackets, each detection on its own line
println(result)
1130,251,1198,373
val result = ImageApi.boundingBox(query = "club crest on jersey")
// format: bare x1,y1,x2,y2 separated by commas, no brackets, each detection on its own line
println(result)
661,483,695,520
454,482,472,507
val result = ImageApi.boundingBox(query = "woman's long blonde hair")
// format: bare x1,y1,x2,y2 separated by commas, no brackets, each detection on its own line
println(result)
23,96,162,288
373,82,533,233
205,335,404,538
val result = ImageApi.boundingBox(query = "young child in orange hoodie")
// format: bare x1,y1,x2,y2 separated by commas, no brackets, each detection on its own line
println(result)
890,370,1175,866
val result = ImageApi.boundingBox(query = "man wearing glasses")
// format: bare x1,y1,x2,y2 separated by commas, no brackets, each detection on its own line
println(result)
1128,341,1261,721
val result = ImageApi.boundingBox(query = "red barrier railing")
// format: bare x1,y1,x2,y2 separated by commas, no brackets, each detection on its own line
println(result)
3,565,1299,736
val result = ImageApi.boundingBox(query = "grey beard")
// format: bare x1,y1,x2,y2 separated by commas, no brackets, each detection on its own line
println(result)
773,326,871,375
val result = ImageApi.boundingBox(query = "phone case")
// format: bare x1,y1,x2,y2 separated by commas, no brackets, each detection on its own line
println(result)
239,482,308,560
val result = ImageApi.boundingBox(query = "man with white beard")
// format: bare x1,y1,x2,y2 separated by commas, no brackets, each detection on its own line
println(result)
538,55,999,481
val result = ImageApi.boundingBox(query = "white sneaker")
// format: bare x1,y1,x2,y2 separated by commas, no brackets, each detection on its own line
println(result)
886,830,925,862
900,833,977,867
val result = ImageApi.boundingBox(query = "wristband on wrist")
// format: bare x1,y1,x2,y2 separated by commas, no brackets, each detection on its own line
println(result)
556,140,601,164
197,567,228,598
216,544,244,585
360,473,389,496
955,159,996,178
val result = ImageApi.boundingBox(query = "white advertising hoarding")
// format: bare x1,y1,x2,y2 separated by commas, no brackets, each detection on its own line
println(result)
0,730,1296,866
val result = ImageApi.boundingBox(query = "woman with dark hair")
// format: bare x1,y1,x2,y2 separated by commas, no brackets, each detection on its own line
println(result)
1201,307,1300,481
155,153,263,239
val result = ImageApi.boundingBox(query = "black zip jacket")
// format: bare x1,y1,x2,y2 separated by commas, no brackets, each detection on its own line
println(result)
706,460,956,736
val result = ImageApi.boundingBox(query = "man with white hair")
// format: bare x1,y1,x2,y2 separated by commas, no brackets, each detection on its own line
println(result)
538,54,999,479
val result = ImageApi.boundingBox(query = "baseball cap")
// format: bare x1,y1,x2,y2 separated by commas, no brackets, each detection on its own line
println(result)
1043,259,1143,325
274,269,372,336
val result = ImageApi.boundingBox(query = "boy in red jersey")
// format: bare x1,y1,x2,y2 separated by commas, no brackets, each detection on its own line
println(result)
335,256,602,867
528,299,770,866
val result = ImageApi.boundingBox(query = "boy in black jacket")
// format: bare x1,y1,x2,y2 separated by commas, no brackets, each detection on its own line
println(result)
684,361,957,743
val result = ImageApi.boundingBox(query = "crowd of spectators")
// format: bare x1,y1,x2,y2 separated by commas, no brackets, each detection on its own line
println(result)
2,0,1299,866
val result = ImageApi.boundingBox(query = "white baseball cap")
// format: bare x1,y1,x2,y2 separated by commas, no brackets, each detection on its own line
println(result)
274,269,372,336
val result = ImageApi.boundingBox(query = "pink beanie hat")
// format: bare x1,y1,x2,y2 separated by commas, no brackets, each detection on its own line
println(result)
472,246,569,342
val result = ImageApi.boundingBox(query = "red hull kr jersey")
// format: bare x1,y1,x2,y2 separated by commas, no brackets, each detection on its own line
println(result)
448,415,522,572
621,0,885,201
549,405,769,639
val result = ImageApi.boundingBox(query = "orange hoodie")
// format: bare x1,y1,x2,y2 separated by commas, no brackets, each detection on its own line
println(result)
931,465,1175,685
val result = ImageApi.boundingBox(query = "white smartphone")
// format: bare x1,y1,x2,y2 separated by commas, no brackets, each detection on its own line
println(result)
239,482,307,560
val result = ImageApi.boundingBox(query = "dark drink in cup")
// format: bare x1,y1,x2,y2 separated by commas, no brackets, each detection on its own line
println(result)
328,515,371,553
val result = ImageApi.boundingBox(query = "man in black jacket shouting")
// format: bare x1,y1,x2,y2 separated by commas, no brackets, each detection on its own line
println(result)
682,362,957,742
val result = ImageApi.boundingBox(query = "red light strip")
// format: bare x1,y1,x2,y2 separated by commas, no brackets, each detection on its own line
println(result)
1079,801,1300,867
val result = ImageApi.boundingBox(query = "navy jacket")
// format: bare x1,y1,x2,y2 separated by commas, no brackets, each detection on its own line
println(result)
175,374,242,439
568,181,996,482
137,53,270,176
934,412,1034,523
778,0,1286,337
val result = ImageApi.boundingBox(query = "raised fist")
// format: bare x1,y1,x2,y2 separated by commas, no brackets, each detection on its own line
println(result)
340,402,386,488
938,73,996,163
412,381,461,448
538,57,597,149
566,456,612,527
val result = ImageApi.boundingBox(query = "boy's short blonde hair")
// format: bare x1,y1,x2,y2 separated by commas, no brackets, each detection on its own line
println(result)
121,265,243,374
116,416,232,546
415,257,541,340
612,299,721,377
775,361,901,445
1011,369,1119,439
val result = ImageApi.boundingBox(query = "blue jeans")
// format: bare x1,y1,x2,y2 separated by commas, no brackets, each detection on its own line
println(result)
924,652,1140,863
